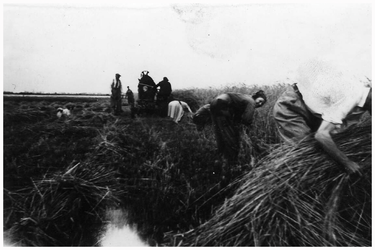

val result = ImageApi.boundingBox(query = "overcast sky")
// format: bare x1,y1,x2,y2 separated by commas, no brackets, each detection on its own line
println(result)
3,1,372,94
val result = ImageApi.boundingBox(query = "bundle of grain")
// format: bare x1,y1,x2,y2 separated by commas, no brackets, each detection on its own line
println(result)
171,124,371,246
5,162,123,246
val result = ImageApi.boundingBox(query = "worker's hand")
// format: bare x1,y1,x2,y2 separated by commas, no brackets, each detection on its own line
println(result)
343,161,362,176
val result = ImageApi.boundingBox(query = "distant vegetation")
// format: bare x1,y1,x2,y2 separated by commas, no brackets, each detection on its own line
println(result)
4,91,110,96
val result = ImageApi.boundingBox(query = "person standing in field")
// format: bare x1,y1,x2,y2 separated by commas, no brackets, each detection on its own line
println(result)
273,58,372,175
156,77,172,101
110,79,115,110
111,73,123,115
125,86,135,108
193,91,267,166
156,77,173,117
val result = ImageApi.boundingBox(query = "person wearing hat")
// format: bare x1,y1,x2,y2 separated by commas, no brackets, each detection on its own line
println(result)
156,77,172,101
156,77,173,116
110,73,123,115
115,73,121,87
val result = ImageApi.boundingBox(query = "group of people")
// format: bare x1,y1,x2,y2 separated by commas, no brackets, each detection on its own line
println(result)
136,71,173,102
110,73,136,114
193,59,371,176
111,59,372,177
110,71,172,115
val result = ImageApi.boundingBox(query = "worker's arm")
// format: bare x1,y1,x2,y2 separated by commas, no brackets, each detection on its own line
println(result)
241,103,255,126
315,120,361,174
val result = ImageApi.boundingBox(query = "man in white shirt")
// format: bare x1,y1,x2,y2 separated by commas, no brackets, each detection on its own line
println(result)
273,59,372,174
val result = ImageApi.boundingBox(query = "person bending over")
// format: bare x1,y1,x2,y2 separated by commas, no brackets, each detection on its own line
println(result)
273,59,371,174
194,91,267,165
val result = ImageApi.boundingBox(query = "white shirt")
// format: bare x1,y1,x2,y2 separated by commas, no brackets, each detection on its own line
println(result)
168,101,192,123
296,59,371,127
57,108,71,118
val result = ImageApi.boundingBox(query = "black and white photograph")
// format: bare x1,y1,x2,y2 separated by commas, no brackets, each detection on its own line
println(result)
3,0,372,247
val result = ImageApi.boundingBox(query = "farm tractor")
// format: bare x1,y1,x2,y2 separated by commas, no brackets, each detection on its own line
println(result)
131,71,172,118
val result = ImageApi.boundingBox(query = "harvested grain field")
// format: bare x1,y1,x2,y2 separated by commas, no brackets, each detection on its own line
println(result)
3,84,371,246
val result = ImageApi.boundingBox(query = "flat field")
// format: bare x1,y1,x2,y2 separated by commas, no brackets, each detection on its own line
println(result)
3,85,281,246
5,84,369,246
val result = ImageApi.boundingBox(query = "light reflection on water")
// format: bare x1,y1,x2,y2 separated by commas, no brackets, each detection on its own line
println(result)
3,209,148,247
99,208,148,247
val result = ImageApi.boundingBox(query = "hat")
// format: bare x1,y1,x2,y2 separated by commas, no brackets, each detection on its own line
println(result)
116,73,121,77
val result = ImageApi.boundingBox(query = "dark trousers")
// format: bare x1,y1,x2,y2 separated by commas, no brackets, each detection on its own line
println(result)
210,97,240,163
273,85,322,145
